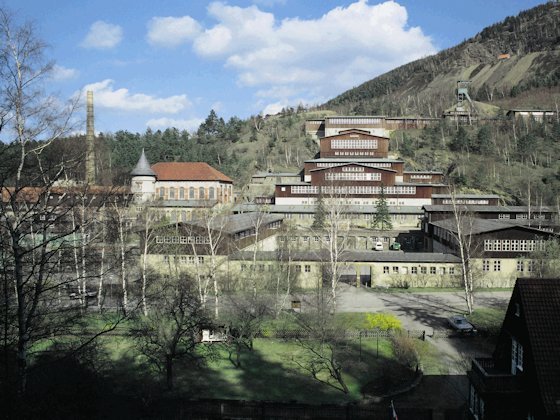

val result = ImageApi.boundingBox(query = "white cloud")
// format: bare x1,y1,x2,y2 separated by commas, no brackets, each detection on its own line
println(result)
81,21,123,49
146,117,203,132
154,1,437,112
82,80,191,114
51,64,79,81
147,16,201,47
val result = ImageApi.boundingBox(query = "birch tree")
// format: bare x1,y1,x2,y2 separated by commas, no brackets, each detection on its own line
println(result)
0,9,124,394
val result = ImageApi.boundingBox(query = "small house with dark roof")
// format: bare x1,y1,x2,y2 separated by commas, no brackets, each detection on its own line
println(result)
130,151,234,220
468,278,560,419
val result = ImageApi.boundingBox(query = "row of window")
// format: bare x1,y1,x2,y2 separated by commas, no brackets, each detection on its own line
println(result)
498,213,546,220
483,239,546,252
442,199,489,205
341,166,365,172
240,264,311,273
314,162,393,168
290,186,417,195
325,173,382,181
331,139,378,149
409,174,433,179
157,186,227,200
333,151,378,156
280,213,420,221
482,260,501,272
163,255,204,264
156,236,211,244
329,118,382,125
382,266,456,275
279,236,390,243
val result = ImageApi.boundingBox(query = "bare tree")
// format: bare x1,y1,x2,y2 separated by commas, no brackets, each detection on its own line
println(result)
448,188,477,314
0,10,122,394
130,274,211,390
309,188,351,310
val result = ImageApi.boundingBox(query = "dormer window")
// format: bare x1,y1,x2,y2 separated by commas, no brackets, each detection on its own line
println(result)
511,337,524,374
515,302,521,317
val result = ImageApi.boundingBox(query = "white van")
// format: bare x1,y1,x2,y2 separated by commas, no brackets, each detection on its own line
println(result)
374,241,384,251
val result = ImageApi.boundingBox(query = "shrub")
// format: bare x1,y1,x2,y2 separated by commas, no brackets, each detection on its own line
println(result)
365,313,402,331
390,333,419,369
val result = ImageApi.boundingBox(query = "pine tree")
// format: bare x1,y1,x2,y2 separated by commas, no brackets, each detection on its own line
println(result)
312,192,327,228
372,186,393,230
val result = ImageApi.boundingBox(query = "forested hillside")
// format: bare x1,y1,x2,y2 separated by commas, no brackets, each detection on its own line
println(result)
4,2,558,208
325,2,560,116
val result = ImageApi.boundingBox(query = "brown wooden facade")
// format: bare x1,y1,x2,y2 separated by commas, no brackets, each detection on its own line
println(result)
319,130,389,158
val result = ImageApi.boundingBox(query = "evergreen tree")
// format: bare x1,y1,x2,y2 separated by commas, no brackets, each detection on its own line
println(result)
312,192,327,229
372,186,393,231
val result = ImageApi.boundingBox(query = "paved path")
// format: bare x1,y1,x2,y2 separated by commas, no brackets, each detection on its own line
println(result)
337,283,511,332
336,284,510,373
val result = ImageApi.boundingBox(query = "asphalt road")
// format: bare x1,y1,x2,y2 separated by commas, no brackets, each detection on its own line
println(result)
337,283,511,332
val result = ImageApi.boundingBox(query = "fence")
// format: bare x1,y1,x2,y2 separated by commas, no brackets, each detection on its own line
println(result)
257,328,427,340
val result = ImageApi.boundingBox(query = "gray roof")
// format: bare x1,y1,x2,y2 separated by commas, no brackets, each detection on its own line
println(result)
424,205,555,213
230,250,460,263
131,149,156,177
252,172,301,178
187,212,284,234
233,203,424,214
404,171,444,174
430,218,557,236
431,194,501,199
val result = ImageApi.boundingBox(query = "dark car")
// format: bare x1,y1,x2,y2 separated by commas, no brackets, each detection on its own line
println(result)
448,315,476,333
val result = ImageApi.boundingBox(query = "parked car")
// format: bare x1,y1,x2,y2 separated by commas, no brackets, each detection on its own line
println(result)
374,241,384,251
448,315,476,333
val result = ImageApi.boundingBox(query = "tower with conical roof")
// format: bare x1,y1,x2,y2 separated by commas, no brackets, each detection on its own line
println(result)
131,149,156,202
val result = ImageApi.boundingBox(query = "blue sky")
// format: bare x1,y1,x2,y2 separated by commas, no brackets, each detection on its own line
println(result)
5,0,546,134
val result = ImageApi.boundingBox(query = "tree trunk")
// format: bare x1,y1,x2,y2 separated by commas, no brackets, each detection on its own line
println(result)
166,354,173,390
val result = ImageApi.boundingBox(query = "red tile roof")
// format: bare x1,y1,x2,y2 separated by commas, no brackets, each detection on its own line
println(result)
151,162,233,183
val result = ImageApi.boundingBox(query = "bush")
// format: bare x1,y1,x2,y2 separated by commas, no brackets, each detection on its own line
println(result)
365,313,402,331
390,333,419,369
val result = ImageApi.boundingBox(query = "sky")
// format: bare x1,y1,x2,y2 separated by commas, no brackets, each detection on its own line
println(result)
4,0,547,134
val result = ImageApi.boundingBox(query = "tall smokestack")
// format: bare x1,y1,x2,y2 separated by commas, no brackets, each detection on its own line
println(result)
86,90,95,185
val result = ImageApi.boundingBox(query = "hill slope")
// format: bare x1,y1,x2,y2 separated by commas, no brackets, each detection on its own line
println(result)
325,2,560,116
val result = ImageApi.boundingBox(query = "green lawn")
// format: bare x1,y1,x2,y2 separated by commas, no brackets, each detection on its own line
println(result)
469,307,507,332
96,332,401,402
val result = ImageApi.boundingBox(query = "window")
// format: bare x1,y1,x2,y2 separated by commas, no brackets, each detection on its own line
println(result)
482,260,490,272
258,264,265,271
241,264,246,271
314,236,320,242
430,267,436,275
169,187,175,199
449,267,455,275
516,260,524,272
392,266,399,274
303,236,309,242
305,265,311,272
179,187,185,199
295,265,301,272
420,267,427,275
498,213,510,219
383,266,389,274
411,267,418,275
189,187,195,199
180,256,187,263
188,256,195,264
209,187,215,199
159,188,165,198
163,256,169,263
198,256,204,264
469,385,485,420
493,260,501,271
199,187,205,200
527,260,536,272
515,303,521,317
511,337,523,374
439,267,446,275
